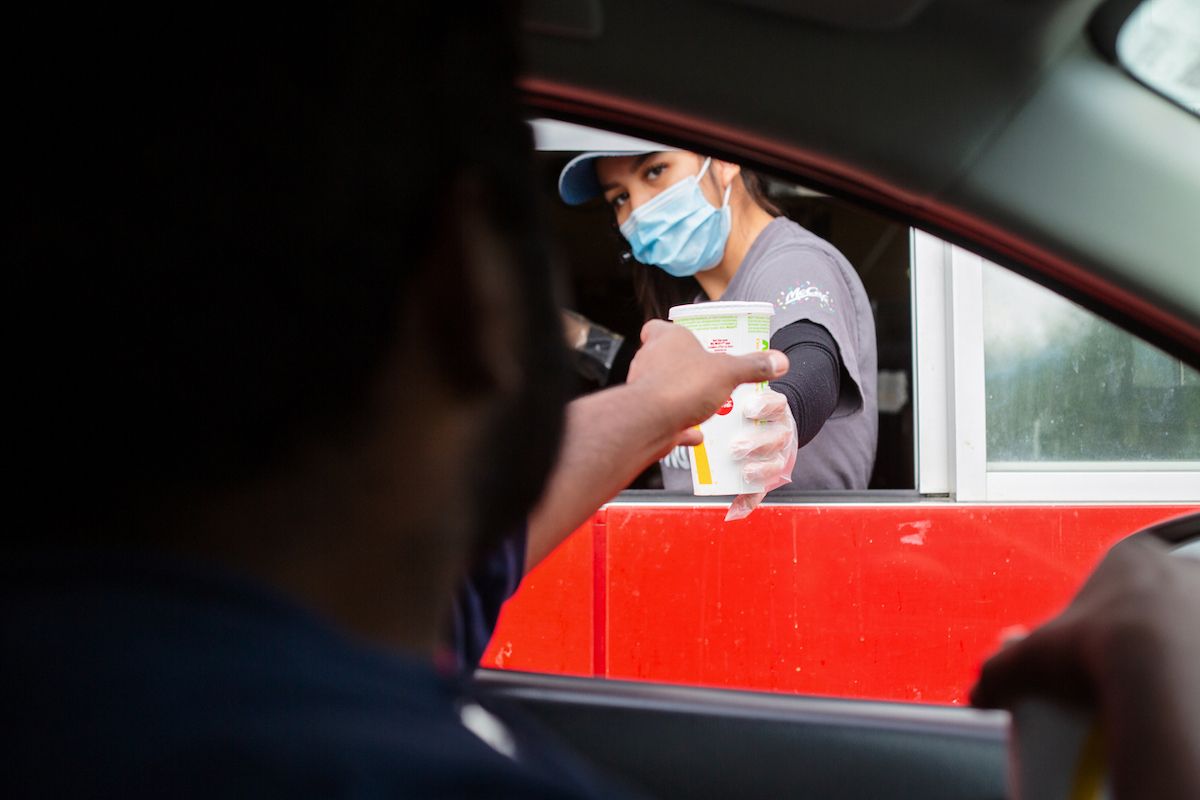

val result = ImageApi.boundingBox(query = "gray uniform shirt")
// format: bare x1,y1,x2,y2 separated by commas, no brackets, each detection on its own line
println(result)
660,217,878,491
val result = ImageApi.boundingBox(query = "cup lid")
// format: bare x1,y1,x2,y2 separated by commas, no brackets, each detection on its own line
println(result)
668,301,775,320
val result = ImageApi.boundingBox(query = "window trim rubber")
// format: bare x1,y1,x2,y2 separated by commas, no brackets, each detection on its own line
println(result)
1088,0,1144,63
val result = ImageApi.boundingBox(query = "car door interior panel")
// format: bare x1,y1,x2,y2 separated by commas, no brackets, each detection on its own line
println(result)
478,670,1008,800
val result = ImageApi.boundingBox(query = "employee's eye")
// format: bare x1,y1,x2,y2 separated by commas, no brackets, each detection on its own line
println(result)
609,192,628,210
645,162,668,181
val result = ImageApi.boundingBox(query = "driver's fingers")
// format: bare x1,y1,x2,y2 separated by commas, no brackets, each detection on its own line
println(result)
639,318,673,345
970,620,1094,710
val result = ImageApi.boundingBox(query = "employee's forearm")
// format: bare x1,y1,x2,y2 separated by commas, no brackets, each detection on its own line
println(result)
526,383,676,571
769,321,841,447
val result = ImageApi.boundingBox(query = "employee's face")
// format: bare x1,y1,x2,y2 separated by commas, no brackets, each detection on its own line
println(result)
597,151,721,225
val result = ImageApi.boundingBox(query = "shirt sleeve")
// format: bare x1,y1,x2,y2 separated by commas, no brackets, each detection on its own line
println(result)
769,320,842,448
446,525,527,674
744,243,865,418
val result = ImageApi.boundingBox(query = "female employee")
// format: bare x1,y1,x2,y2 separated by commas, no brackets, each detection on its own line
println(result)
559,149,877,493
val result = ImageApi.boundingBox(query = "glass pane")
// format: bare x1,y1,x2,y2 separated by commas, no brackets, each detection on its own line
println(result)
982,263,1200,465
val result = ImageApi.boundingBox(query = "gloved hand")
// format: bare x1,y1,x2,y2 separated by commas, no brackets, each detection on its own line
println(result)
725,389,797,521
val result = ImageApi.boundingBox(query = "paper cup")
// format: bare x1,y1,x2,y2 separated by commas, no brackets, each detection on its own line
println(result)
668,301,775,497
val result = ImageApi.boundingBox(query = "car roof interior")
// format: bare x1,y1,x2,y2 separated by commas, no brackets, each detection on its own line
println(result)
518,0,1200,363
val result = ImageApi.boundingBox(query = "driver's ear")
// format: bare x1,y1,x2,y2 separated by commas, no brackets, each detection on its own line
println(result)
712,159,741,191
408,173,522,401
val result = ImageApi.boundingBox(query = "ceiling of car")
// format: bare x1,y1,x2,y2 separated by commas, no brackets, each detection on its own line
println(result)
519,0,1200,354
712,0,936,30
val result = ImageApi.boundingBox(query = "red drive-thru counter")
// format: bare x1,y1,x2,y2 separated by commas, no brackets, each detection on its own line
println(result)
483,503,1199,705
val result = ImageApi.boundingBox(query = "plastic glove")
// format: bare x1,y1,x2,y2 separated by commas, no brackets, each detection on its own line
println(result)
724,389,797,522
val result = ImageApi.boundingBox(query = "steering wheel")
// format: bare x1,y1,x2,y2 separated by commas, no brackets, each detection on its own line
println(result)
1138,509,1200,557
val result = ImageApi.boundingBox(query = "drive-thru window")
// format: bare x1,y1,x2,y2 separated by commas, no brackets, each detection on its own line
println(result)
480,120,1200,705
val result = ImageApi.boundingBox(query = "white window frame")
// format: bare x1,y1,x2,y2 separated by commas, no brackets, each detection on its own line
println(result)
913,232,1200,502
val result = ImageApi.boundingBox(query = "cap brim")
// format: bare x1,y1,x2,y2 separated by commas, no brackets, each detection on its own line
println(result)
557,150,662,206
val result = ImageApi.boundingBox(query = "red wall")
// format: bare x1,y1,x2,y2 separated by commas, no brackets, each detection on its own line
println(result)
484,504,1197,704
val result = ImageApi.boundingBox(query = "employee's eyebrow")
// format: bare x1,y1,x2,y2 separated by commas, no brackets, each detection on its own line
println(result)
630,153,654,171
600,153,659,191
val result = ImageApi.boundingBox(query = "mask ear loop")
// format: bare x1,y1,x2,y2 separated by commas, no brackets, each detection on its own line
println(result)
698,157,734,209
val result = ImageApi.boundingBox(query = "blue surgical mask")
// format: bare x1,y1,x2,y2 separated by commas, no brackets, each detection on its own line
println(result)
619,158,732,278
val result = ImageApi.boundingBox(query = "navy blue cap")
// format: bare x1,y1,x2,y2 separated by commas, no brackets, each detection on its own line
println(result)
557,150,663,206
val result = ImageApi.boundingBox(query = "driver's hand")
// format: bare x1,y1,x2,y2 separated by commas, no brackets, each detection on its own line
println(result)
627,320,788,453
971,534,1200,800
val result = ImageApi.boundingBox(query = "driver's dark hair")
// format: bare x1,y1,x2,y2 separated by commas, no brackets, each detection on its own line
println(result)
14,5,564,544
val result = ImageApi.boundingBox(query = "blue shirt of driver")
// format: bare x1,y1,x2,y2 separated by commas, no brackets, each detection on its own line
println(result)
447,526,527,674
3,548,631,799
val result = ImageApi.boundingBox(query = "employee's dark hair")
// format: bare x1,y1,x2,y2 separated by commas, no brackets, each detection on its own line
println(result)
630,169,780,320
14,5,566,544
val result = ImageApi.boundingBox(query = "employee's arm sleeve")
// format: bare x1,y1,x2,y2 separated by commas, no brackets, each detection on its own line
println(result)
768,320,842,448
